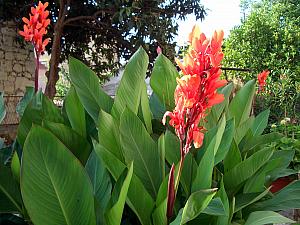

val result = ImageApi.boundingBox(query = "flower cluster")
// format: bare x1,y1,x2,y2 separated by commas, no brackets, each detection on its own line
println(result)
257,70,270,93
19,1,50,54
163,25,227,153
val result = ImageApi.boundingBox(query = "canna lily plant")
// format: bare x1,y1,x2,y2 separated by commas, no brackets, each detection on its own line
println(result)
1,24,300,225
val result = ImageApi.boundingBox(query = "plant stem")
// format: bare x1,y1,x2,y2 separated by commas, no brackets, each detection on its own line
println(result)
34,48,40,92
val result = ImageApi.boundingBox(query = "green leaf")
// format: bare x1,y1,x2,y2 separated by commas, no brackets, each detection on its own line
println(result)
105,163,133,225
202,198,225,216
111,47,149,119
120,108,162,197
242,132,283,152
149,93,166,120
64,86,86,137
43,120,91,164
251,180,300,211
224,147,274,191
11,151,20,182
152,198,167,225
0,92,6,123
228,80,255,127
98,110,124,162
85,151,111,211
251,109,270,136
244,211,294,225
164,130,180,165
216,179,230,225
192,116,226,191
158,134,166,179
69,57,113,121
215,118,235,165
150,54,178,110
0,165,23,213
94,143,154,225
17,92,64,147
235,188,271,212
140,81,153,134
16,86,34,118
234,116,254,144
181,189,217,224
223,141,242,173
21,126,96,225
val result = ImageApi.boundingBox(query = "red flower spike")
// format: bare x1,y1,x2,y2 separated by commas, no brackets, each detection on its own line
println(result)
163,25,227,153
257,70,270,93
166,164,175,220
19,1,50,54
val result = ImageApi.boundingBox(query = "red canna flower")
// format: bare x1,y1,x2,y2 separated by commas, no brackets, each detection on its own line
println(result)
19,1,50,54
163,25,227,153
257,70,270,93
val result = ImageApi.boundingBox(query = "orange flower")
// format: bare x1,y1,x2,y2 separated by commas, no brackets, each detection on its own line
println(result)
163,25,227,153
257,70,270,93
19,1,50,54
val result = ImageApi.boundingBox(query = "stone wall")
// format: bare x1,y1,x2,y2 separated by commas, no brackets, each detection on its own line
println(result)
0,21,35,127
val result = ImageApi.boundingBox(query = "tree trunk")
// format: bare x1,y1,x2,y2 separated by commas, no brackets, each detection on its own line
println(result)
45,23,63,99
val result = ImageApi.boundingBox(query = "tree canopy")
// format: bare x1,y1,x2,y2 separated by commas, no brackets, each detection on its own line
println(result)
1,0,206,83
223,0,300,120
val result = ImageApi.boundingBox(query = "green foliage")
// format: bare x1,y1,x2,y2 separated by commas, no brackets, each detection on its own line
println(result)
223,0,300,121
1,48,299,225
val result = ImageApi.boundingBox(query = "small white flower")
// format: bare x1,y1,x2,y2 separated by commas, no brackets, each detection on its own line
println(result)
280,119,286,125
271,124,277,128
284,117,291,122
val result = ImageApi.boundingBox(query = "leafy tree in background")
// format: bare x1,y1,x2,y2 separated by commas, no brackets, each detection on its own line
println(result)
0,0,206,98
223,0,300,121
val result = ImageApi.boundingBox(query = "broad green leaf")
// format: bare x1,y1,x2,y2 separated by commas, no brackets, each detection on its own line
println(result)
11,151,20,182
43,120,91,164
235,188,271,212
251,180,300,211
150,53,178,110
0,92,6,123
180,153,198,195
0,165,22,213
111,47,148,119
16,86,34,118
223,141,242,172
170,209,183,225
85,151,111,212
120,108,162,197
21,126,96,225
206,83,233,129
181,189,217,224
98,110,124,162
234,116,254,144
251,109,270,136
228,80,255,127
224,147,274,190
216,179,230,225
17,92,64,147
94,143,154,225
158,134,166,179
242,132,283,152
69,57,113,121
192,117,226,192
64,86,86,137
244,211,294,225
215,119,235,165
202,198,225,216
164,130,180,165
140,81,153,134
149,93,166,120
152,198,167,225
243,157,282,193
105,163,133,225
